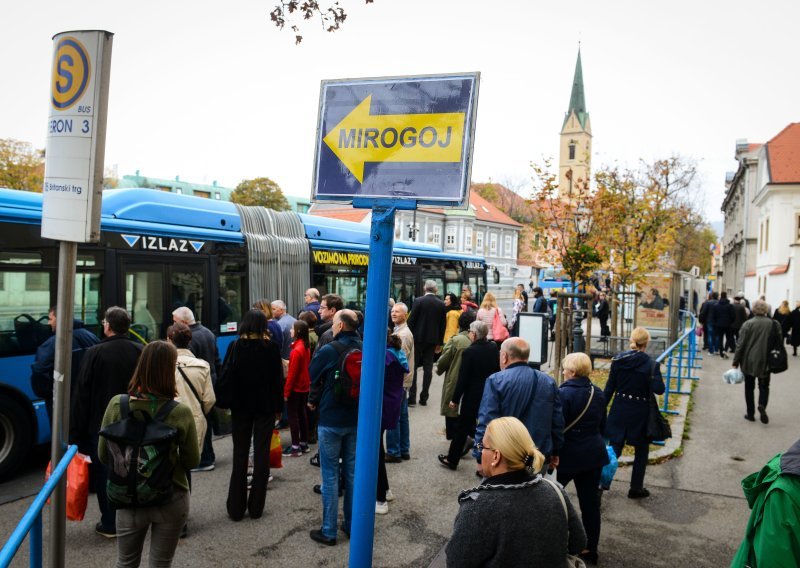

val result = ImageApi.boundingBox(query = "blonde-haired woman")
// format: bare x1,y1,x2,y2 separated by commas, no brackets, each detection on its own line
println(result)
476,291,507,347
603,327,665,499
773,300,791,341
446,417,586,567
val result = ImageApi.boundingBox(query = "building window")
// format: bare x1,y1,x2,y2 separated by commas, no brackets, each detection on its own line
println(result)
759,223,763,253
445,227,456,247
534,233,540,248
215,192,221,200
475,231,483,252
194,190,211,199
796,215,800,242
569,144,576,160
505,235,513,258
490,233,498,254
765,218,769,251
175,188,183,195
430,225,441,245
465,231,472,251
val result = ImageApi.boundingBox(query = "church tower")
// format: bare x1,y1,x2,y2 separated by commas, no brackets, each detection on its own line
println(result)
558,48,592,200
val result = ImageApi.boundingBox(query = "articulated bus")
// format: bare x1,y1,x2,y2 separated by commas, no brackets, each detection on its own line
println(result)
0,187,486,479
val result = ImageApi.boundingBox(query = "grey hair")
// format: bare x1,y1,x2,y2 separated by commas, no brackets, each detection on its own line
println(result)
393,302,408,315
424,279,438,293
270,300,287,311
751,300,769,316
172,306,196,325
305,288,320,300
502,337,530,362
469,320,488,340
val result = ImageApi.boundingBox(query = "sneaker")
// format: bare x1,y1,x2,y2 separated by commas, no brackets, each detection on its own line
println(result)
401,453,410,461
375,501,389,515
283,445,302,457
282,446,295,456
627,488,650,499
310,453,320,467
385,454,402,463
385,489,395,502
191,462,215,472
300,444,310,454
309,529,337,546
95,522,116,538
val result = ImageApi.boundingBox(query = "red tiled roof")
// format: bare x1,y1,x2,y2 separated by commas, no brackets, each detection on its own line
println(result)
748,143,762,153
766,123,800,183
308,206,370,223
769,262,790,275
468,191,523,227
745,270,756,277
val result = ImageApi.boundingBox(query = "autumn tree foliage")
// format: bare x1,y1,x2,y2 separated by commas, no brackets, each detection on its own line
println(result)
0,138,45,192
231,177,291,210
269,0,373,44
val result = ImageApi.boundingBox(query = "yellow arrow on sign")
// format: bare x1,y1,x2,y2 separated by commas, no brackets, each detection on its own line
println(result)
323,95,465,183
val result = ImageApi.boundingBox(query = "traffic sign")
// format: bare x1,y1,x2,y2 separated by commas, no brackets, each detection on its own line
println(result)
312,73,479,207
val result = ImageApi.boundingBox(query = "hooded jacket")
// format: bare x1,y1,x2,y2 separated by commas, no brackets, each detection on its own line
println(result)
731,438,800,568
382,348,408,430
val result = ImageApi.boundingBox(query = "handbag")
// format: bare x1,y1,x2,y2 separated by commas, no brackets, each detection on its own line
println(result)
492,308,509,342
600,445,618,490
646,360,671,442
563,386,594,433
214,340,238,409
542,478,588,568
768,320,788,374
269,429,283,469
45,452,91,521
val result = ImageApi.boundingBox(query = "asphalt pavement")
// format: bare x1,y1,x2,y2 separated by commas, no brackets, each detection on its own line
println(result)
1,345,798,567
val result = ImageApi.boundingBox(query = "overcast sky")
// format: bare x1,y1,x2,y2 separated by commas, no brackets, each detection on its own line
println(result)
4,0,799,223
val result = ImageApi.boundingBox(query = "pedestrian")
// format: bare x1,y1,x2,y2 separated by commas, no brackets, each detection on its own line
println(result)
508,287,525,337
460,286,479,312
376,330,409,515
733,300,777,424
700,292,719,354
271,300,297,361
436,311,476,441
303,288,321,321
731,437,800,568
476,291,507,348
712,291,735,358
442,292,462,345
773,300,791,340
407,279,446,406
787,301,800,356
282,320,311,457
315,293,344,350
594,293,610,338
223,309,284,521
603,327,665,499
98,340,199,567
70,306,143,538
474,337,564,476
531,286,548,314
386,302,414,463
439,320,499,470
759,295,772,317
517,283,529,312
445,417,586,568
252,299,284,351
298,311,319,354
731,296,748,352
307,310,362,545
172,306,221,472
557,352,608,566
30,306,100,423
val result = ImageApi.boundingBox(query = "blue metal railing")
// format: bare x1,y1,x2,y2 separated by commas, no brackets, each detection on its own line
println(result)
655,310,700,419
0,445,78,568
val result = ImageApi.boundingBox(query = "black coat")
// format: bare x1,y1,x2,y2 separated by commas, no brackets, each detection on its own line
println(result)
558,377,609,476
451,339,500,418
188,323,221,383
603,350,665,446
732,302,748,331
787,308,800,347
70,334,143,451
594,300,609,320
224,338,284,416
711,298,735,328
407,293,446,346
699,299,717,325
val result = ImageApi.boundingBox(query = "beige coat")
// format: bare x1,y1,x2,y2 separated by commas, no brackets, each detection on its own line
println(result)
175,348,216,448
394,322,415,388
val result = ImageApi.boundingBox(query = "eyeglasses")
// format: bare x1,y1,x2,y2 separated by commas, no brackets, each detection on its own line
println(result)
101,319,108,325
476,442,496,453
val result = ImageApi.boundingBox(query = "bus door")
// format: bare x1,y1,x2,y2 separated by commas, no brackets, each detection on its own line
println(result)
465,269,486,305
119,257,209,342
391,269,417,307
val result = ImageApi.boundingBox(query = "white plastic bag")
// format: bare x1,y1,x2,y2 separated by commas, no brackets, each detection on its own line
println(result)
722,367,744,385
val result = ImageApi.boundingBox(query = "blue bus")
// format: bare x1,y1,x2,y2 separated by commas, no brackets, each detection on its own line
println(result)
0,188,486,480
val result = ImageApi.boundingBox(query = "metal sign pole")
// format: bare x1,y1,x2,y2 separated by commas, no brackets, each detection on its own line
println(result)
349,203,396,568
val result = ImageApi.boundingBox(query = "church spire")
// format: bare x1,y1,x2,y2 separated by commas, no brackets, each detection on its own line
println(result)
564,48,588,129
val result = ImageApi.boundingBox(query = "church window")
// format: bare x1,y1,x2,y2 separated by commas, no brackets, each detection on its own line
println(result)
569,144,576,160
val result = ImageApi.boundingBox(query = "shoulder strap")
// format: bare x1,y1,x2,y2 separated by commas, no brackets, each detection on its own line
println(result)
564,386,594,433
528,369,541,408
120,394,130,419
177,366,203,408
542,477,569,521
154,399,179,422
330,341,349,357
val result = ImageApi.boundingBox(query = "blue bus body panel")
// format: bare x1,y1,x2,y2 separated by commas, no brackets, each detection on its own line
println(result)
0,355,50,444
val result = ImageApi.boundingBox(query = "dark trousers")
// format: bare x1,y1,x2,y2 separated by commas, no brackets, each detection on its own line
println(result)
557,468,602,553
287,391,309,446
199,418,215,467
611,442,649,491
599,317,610,337
446,414,476,467
744,374,771,417
445,416,458,440
411,342,436,403
716,326,734,353
308,407,319,443
90,433,115,530
701,324,709,350
227,412,271,521
377,429,388,502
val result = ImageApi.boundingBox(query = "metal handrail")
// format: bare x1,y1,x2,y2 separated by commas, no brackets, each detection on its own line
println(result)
655,310,699,416
0,445,78,568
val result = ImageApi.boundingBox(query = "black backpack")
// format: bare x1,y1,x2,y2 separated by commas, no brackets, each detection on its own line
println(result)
330,341,363,406
99,395,179,509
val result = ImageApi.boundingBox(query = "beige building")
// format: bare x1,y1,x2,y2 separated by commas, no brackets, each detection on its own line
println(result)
558,49,592,200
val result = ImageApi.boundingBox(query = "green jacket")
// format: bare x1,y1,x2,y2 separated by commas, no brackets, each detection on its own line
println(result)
436,331,471,417
731,439,800,568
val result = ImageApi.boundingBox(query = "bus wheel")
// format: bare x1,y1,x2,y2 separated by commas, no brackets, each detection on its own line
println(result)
0,396,32,482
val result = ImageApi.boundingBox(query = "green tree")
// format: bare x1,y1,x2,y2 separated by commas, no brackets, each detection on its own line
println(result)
231,177,291,210
0,138,45,192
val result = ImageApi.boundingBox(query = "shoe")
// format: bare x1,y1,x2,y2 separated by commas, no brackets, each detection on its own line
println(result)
310,453,320,467
375,501,389,515
385,454,402,463
313,484,343,497
419,400,427,406
340,523,350,537
438,454,456,470
282,445,296,457
385,489,395,502
401,453,410,460
461,436,474,457
758,405,769,424
191,462,215,472
310,529,336,546
407,401,416,407
744,414,755,422
720,353,728,359
627,488,650,499
180,524,188,539
579,550,599,565
268,474,274,483
95,522,116,538
300,444,310,454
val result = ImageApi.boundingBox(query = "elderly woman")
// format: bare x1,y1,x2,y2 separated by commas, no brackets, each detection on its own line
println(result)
436,311,476,440
445,417,586,567
604,327,665,499
558,352,609,565
734,300,779,424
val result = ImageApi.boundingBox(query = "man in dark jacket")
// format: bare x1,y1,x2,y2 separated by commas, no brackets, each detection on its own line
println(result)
439,320,499,470
594,292,610,338
407,280,446,406
731,296,748,351
699,292,719,354
173,306,221,471
316,294,344,351
70,306,143,538
30,307,100,423
303,288,321,321
712,291,736,358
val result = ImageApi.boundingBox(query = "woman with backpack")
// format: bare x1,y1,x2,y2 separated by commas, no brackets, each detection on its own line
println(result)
98,340,199,568
222,309,285,521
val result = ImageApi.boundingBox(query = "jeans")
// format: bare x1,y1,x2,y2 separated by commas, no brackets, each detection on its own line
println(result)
411,343,436,403
317,424,357,539
287,392,309,447
716,326,734,354
386,389,409,457
199,420,215,467
227,412,271,521
611,442,649,490
558,468,602,553
744,374,770,417
706,324,717,354
115,489,189,568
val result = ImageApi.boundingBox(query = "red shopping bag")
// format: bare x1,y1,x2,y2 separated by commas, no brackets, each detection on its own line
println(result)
269,429,283,469
45,452,91,521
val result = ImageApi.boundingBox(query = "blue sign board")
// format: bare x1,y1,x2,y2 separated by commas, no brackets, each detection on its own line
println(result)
312,73,480,207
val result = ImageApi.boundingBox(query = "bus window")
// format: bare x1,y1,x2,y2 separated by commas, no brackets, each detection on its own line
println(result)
323,275,366,311
74,272,102,338
218,274,244,331
0,269,52,356
444,269,461,297
125,270,163,343
171,269,204,320
392,273,416,306
422,273,444,298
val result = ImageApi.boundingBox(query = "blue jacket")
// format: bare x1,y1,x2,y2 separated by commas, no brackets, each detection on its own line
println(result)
604,350,665,446
30,319,100,400
303,301,321,321
475,362,564,459
309,331,362,428
558,377,609,475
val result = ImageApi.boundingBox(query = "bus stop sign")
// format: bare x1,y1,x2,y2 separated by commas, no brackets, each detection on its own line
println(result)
312,73,479,207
